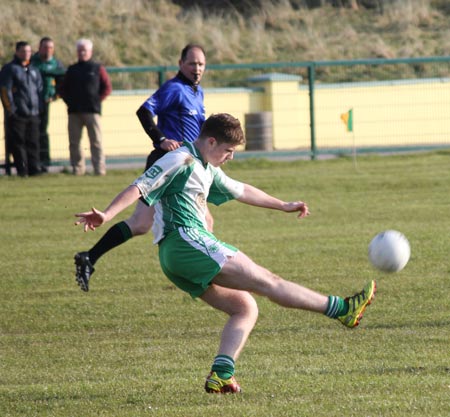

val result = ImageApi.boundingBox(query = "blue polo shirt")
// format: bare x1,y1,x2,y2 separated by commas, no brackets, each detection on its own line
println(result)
142,73,206,144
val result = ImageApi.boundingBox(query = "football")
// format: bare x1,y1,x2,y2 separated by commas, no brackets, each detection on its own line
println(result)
368,230,410,272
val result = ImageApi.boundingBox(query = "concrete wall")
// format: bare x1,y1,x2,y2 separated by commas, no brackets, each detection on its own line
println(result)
2,74,450,163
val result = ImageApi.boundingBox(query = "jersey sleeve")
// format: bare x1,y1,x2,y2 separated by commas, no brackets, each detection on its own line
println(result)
133,149,193,206
141,81,179,116
207,167,244,206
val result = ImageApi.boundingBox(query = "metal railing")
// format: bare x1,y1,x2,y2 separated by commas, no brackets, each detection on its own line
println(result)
106,55,450,159
3,55,450,173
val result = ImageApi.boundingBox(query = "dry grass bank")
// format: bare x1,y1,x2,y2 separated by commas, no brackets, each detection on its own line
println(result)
0,0,449,68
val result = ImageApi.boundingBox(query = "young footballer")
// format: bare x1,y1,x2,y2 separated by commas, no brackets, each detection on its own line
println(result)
75,113,376,393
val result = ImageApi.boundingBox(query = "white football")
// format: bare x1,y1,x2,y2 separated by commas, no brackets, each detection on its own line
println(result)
368,230,410,272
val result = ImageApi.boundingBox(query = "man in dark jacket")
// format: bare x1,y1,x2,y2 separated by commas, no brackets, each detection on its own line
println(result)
0,41,43,177
60,38,112,176
31,37,65,172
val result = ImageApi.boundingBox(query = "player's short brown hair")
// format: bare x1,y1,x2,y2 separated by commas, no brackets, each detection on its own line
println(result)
199,113,245,146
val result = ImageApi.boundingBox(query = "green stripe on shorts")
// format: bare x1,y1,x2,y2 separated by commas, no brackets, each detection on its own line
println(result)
158,227,238,298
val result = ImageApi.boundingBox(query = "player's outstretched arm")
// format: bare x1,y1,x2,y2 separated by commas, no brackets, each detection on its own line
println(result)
75,185,142,232
237,184,310,219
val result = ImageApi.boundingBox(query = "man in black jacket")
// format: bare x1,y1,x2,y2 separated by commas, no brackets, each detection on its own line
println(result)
60,38,112,176
0,41,43,177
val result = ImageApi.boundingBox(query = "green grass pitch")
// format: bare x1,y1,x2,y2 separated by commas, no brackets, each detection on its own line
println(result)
1,152,449,416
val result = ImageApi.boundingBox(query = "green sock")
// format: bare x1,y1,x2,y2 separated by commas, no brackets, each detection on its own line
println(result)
325,295,349,318
211,355,235,380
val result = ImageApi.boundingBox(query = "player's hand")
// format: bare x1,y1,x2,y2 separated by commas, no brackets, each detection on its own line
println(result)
160,138,181,152
283,201,310,219
74,207,106,232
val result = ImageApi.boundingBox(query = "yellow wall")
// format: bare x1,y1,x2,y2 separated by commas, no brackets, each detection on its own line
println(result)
315,80,450,148
2,75,450,163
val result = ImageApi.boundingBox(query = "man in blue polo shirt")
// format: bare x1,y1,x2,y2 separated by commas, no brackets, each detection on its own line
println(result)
73,44,207,291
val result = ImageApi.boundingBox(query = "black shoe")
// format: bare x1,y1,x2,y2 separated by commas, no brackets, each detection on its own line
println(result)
74,252,95,292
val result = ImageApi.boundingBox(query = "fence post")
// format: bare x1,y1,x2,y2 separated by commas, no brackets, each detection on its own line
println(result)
308,63,317,160
158,69,166,87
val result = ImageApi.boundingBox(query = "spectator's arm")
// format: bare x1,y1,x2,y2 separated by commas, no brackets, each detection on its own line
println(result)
99,66,112,101
0,67,15,115
57,74,68,104
54,62,66,100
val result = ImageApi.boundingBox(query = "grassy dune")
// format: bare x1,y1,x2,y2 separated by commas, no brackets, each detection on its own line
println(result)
1,0,450,69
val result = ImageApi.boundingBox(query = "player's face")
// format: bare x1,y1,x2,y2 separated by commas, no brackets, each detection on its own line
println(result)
179,47,206,85
207,139,237,167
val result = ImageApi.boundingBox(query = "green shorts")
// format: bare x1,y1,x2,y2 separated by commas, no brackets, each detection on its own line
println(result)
158,227,238,298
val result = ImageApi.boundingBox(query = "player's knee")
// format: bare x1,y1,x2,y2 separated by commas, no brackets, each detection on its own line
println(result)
127,218,152,236
133,224,152,236
240,293,259,323
206,213,214,232
260,273,285,297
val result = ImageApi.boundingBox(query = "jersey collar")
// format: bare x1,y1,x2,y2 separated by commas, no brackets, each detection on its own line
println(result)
184,141,207,167
176,71,200,92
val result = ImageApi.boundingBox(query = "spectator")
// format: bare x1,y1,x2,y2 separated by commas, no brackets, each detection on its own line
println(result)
60,38,111,176
31,37,65,173
0,41,43,177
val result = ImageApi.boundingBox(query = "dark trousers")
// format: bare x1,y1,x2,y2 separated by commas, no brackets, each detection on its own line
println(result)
39,102,50,167
7,114,41,176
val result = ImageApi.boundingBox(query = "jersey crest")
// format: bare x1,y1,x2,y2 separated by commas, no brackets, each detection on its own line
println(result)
145,165,163,179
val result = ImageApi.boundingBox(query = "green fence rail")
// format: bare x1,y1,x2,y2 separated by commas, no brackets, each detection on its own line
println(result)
106,55,450,160
3,56,450,174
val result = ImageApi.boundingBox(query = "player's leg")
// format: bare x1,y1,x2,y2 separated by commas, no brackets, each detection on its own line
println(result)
124,200,155,236
214,251,375,328
89,200,154,265
74,148,164,291
85,147,164,264
122,146,166,237
200,284,258,393
205,205,214,232
215,251,329,311
201,284,258,360
74,201,154,292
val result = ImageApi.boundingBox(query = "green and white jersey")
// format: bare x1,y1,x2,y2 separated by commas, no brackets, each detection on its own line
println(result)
133,142,244,243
